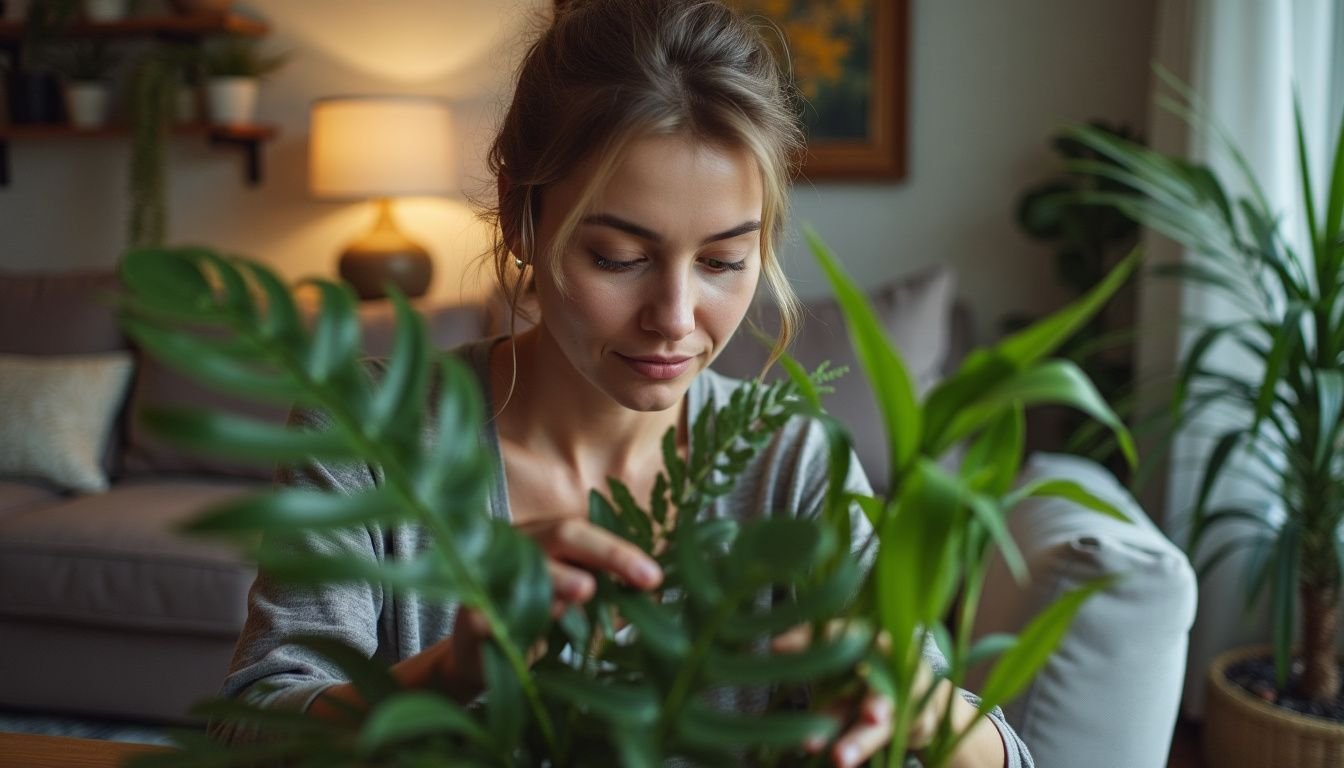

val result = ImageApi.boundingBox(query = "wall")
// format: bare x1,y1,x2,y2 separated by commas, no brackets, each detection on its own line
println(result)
0,0,1158,340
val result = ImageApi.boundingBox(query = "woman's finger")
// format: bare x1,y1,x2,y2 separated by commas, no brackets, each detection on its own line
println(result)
832,692,893,768
769,623,813,654
521,517,662,589
547,559,596,604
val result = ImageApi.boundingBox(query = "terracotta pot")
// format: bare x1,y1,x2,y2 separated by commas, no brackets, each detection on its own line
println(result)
1205,645,1344,768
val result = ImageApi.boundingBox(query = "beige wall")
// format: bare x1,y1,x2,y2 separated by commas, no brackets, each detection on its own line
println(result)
0,0,1157,340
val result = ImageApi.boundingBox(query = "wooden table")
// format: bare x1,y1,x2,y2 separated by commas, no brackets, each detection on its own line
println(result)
0,732,170,768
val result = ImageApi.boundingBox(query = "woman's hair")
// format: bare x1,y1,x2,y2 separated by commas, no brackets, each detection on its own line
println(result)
482,0,805,364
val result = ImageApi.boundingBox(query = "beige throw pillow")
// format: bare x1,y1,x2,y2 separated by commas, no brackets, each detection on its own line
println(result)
0,353,134,493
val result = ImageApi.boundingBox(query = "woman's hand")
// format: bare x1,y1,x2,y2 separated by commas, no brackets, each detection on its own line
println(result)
435,515,664,700
771,625,1003,768
516,514,664,612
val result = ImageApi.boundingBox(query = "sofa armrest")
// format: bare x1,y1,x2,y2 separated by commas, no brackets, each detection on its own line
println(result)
966,452,1197,768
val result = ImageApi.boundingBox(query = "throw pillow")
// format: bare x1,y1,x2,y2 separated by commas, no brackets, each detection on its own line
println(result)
0,352,135,493
712,265,957,494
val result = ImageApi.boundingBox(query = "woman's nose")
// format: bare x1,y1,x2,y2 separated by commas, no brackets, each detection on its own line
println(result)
640,269,695,341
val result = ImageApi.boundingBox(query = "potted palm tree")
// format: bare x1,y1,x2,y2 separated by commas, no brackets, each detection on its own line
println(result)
1065,86,1344,766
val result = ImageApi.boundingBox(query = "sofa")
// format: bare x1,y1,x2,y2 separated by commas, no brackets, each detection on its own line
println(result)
0,265,1197,768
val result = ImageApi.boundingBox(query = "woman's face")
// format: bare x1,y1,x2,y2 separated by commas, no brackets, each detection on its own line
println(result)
532,134,764,413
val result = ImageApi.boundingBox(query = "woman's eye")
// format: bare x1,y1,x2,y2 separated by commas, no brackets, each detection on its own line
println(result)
702,256,748,273
591,252,642,272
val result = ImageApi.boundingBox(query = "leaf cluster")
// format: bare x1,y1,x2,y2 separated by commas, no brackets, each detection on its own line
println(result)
1061,71,1344,692
119,229,1136,767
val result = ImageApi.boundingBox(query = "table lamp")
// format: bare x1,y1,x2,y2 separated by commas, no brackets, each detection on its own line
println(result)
309,95,455,300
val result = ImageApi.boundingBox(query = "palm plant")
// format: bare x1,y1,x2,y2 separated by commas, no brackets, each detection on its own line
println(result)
1064,83,1344,702
117,232,1134,766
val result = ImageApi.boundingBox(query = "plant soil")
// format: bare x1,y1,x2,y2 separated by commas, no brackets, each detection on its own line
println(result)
1227,655,1344,723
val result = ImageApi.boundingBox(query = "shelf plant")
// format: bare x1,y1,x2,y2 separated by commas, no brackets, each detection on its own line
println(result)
118,228,1134,767
1062,82,1344,707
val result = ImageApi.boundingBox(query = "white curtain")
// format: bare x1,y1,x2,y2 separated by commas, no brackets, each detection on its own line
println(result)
1136,0,1340,718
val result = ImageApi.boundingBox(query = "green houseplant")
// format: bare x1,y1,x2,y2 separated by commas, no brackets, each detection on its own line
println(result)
1064,81,1344,762
1012,121,1144,469
116,229,1134,767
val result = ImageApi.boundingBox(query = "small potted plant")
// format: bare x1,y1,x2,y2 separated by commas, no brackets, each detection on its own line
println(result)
55,41,117,128
200,37,287,126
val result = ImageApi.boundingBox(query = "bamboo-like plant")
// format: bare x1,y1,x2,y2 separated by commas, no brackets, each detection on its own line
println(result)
118,229,1134,767
1062,81,1344,702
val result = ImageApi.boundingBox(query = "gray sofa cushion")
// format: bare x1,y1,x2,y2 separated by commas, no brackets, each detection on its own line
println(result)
0,480,258,636
967,453,1198,768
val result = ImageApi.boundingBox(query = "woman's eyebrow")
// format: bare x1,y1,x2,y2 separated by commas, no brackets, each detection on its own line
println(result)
581,213,761,246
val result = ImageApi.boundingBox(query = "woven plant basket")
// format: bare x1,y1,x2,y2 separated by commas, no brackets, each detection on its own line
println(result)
1205,645,1344,768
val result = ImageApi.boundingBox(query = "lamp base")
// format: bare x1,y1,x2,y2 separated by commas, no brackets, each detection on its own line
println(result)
338,198,433,300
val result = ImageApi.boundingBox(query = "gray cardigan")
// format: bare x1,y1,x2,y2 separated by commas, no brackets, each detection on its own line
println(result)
213,337,1031,767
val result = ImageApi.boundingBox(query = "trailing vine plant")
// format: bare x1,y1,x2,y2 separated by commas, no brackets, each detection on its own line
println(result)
119,228,1136,767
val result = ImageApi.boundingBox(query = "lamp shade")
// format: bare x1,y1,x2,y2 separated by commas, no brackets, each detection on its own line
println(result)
309,95,456,199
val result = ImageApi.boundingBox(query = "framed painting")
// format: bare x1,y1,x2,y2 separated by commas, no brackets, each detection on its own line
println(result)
553,0,909,181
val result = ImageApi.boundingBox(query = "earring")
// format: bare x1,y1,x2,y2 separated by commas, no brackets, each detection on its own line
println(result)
514,256,527,269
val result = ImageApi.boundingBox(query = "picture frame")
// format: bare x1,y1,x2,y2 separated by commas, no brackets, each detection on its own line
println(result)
553,0,909,181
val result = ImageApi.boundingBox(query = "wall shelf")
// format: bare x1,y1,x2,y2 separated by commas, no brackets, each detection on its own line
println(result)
0,12,276,189
0,12,268,42
0,123,278,187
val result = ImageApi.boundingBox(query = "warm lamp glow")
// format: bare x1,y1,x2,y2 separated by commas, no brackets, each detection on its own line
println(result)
309,95,456,300
309,96,456,199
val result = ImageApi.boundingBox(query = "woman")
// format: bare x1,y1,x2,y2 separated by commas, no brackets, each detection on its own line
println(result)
218,2,1031,766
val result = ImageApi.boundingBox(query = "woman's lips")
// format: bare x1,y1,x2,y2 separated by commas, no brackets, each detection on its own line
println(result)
618,353,693,380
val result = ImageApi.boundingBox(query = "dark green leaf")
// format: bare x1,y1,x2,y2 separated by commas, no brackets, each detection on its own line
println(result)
121,247,215,315
978,578,1112,711
704,623,870,684
535,668,659,725
357,692,489,754
609,590,690,659
730,516,836,585
805,224,921,480
141,407,355,463
482,642,524,752
122,318,304,404
966,633,1017,670
304,279,360,382
368,289,430,439
676,702,836,749
184,487,404,534
961,404,1025,497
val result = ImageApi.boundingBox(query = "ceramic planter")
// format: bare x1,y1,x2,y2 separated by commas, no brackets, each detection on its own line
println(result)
1205,645,1344,767
206,77,258,126
83,0,130,22
65,81,111,128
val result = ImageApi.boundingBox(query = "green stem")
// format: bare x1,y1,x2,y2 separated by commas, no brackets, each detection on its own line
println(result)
654,585,749,745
